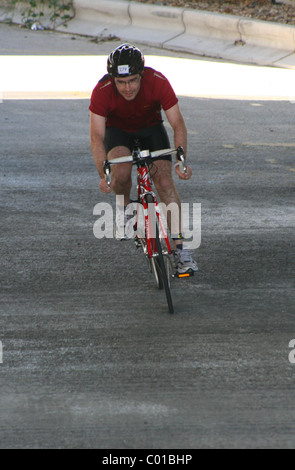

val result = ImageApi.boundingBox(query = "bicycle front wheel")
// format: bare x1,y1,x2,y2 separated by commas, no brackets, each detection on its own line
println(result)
155,218,174,314
145,194,174,314
151,256,163,290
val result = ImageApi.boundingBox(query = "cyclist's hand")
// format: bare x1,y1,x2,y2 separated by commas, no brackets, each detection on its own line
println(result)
175,164,192,180
100,178,113,193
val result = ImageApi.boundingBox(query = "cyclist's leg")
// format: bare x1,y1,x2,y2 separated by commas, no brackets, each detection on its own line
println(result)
152,159,182,237
104,127,133,206
153,161,198,273
108,146,132,205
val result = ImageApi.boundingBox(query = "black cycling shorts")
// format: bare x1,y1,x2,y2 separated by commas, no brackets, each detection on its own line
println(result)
104,123,172,162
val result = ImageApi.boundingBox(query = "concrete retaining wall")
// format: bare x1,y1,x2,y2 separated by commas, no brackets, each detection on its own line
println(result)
238,18,295,50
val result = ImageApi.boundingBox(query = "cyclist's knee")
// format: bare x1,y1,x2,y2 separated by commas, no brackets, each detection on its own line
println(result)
155,174,174,194
107,145,130,159
109,146,132,186
112,168,132,191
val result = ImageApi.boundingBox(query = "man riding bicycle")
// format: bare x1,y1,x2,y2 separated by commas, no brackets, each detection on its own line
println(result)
89,43,198,274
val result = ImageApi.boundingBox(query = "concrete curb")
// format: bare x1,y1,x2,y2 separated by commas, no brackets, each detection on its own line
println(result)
1,0,295,69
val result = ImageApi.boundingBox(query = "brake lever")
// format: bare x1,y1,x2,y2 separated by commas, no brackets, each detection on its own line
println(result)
103,160,112,187
176,146,187,174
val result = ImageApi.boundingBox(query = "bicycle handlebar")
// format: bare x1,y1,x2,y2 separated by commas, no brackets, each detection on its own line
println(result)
103,146,187,186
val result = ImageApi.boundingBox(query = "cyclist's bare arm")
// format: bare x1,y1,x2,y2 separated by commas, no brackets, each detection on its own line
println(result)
90,112,111,193
165,103,192,180
90,111,107,177
165,103,187,154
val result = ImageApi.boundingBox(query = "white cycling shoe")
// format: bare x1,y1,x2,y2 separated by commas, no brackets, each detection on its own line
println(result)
174,248,198,274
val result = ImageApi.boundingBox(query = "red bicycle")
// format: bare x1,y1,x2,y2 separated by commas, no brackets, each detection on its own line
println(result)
103,143,190,314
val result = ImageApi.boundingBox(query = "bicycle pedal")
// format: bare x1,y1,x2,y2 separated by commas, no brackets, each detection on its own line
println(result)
175,270,194,279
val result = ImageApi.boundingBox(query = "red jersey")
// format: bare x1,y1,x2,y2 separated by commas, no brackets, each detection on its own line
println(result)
89,67,178,132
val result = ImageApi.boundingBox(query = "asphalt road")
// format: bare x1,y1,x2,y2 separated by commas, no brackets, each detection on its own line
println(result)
0,23,295,449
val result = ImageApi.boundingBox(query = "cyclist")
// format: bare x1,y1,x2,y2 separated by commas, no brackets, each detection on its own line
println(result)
89,43,198,274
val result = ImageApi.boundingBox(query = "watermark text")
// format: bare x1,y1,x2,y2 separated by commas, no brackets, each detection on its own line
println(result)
93,196,201,249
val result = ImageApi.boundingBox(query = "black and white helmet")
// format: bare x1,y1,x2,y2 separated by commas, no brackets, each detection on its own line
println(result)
107,44,145,77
